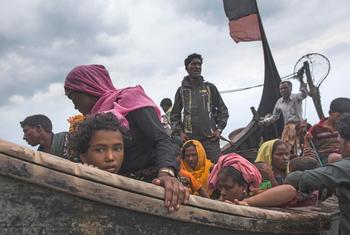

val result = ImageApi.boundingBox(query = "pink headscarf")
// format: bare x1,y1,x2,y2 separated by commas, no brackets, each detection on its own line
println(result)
208,153,262,192
64,64,161,128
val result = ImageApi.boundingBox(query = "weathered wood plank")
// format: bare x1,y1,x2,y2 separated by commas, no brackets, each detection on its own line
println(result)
0,153,331,234
0,139,338,222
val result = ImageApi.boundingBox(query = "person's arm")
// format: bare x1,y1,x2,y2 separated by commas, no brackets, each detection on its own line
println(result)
261,102,281,126
130,107,190,211
131,107,178,171
170,87,184,135
210,84,229,131
197,187,210,198
299,160,350,193
297,82,308,101
235,185,297,207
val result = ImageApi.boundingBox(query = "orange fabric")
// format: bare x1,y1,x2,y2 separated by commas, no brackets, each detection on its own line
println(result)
179,169,202,193
180,140,213,193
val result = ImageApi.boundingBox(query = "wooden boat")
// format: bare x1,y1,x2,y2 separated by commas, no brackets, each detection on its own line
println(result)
0,139,339,234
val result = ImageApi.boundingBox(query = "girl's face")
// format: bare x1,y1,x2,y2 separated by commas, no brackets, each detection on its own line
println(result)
272,144,290,171
80,130,124,173
217,173,246,202
68,91,98,115
184,145,198,170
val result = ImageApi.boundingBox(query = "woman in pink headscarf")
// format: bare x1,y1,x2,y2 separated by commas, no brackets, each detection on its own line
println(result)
208,153,297,207
64,64,189,212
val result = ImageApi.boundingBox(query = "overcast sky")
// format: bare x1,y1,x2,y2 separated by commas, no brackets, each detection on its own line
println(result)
1,0,349,148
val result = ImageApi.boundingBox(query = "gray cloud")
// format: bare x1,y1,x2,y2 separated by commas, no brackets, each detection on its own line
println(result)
0,1,129,104
0,0,349,145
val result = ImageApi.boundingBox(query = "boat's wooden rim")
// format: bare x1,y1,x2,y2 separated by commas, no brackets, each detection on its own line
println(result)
0,139,339,233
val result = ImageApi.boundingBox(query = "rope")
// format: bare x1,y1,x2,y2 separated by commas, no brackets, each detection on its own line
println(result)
220,72,296,94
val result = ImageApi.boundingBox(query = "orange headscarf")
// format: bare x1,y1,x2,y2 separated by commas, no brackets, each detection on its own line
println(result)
180,140,213,193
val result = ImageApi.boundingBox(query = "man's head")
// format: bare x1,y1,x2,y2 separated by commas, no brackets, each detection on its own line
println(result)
184,53,203,78
160,98,172,113
288,157,319,172
74,112,127,173
329,97,350,125
336,113,350,158
279,81,292,98
20,114,53,146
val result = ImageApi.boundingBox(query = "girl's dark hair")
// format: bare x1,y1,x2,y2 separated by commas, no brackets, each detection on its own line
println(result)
272,140,288,155
219,166,248,188
70,112,128,155
181,141,196,159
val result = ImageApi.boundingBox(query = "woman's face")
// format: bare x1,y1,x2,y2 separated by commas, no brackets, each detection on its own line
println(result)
184,145,198,170
272,144,290,171
68,91,98,115
217,173,246,202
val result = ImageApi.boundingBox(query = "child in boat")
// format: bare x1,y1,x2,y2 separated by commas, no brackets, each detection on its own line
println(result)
284,157,321,207
255,139,290,186
71,112,127,173
209,153,297,207
179,140,213,198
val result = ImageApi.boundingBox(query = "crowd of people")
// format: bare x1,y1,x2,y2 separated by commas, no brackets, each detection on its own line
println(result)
19,53,350,234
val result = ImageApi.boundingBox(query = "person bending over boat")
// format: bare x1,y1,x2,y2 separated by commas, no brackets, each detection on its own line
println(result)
179,140,214,198
292,113,350,235
303,97,350,164
208,153,296,207
20,114,67,158
255,139,290,186
259,80,308,154
64,64,189,212
171,53,229,163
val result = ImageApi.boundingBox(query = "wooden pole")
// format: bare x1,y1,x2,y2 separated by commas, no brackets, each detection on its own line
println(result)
304,61,325,119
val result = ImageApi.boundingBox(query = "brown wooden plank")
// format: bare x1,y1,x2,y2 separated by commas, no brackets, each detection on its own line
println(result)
0,152,330,233
0,139,338,222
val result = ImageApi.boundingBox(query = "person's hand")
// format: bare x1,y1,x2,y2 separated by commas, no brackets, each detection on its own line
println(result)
152,174,190,212
81,163,98,169
304,132,313,146
257,120,265,127
209,129,221,141
180,132,189,142
259,164,275,181
233,199,249,206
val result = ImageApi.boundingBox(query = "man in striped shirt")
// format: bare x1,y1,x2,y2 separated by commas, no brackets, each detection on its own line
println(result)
304,97,350,164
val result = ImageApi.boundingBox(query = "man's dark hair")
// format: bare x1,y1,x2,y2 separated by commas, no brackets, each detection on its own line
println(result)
20,114,53,133
329,97,350,114
184,53,203,68
160,98,172,108
72,112,128,154
336,113,350,140
280,80,292,87
289,157,320,172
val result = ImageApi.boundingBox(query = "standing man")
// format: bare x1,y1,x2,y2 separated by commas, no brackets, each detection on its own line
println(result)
296,113,350,235
259,80,308,154
171,53,229,163
20,114,67,158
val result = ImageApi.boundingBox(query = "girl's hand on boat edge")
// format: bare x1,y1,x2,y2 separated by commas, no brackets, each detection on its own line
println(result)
152,175,190,213
233,199,249,206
